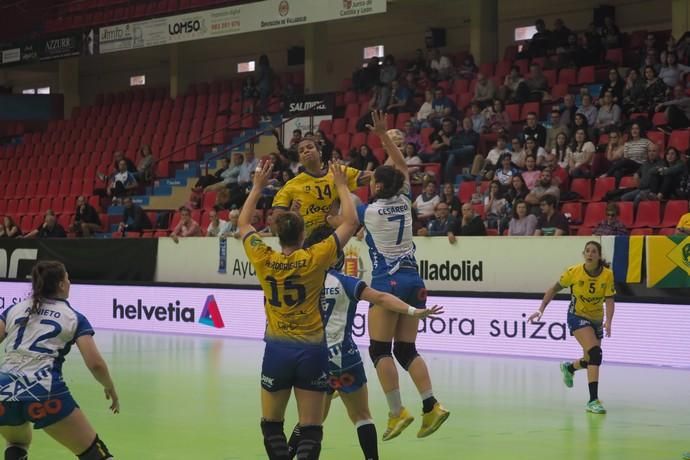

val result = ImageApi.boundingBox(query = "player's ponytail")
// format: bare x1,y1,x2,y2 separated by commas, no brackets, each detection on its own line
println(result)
373,165,405,200
585,241,611,269
25,261,66,326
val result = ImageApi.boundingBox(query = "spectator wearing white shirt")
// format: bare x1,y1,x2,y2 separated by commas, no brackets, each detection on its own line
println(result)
605,122,652,186
205,152,243,192
566,128,596,178
474,134,509,180
658,52,690,88
522,137,547,169
594,90,621,133
414,90,434,128
576,94,598,126
107,159,138,199
206,209,230,237
238,150,258,185
429,48,453,80
413,181,441,222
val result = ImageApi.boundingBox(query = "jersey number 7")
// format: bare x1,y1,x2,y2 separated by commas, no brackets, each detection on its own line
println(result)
387,215,405,245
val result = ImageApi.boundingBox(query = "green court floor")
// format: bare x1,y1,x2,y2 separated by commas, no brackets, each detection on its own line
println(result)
22,331,690,459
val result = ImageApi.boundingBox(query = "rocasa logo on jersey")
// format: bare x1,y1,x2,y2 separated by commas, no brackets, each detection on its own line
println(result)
198,295,225,328
112,299,195,322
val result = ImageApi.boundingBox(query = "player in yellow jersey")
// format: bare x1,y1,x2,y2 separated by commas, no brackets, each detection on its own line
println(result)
272,137,370,236
529,241,616,414
239,160,359,460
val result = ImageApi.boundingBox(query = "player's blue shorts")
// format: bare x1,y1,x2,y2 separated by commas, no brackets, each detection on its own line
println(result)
327,362,367,395
261,341,329,392
567,312,604,340
0,393,79,429
370,267,427,309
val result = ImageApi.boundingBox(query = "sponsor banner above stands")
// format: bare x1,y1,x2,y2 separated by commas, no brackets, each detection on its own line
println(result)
283,93,335,117
38,34,82,61
0,239,157,282
0,48,20,64
155,236,598,293
99,0,386,54
0,281,687,368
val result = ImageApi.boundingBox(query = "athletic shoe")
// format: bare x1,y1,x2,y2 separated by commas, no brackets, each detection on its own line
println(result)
382,407,414,441
417,402,450,438
560,362,574,388
586,399,607,414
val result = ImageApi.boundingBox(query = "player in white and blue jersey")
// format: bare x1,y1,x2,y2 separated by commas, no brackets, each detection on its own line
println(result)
361,111,450,441
287,225,444,460
0,261,118,460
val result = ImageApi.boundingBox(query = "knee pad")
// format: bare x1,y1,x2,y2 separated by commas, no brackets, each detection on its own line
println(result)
5,445,28,460
393,342,419,371
368,341,392,368
77,436,113,460
260,419,288,460
587,346,603,366
295,425,322,460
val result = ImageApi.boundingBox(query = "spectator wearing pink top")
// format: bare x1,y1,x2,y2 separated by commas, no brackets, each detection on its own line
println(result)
522,155,541,189
171,206,202,243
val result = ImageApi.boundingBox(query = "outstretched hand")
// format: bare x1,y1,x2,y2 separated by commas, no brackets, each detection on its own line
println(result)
415,305,445,318
366,110,388,136
330,161,348,188
253,160,273,188
105,387,120,414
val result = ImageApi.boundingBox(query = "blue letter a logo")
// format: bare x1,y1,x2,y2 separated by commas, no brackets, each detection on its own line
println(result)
199,295,225,328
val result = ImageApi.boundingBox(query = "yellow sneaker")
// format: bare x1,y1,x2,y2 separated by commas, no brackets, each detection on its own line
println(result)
417,403,450,438
381,407,414,441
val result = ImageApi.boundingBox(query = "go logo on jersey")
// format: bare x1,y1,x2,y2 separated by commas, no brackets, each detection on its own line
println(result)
28,399,63,420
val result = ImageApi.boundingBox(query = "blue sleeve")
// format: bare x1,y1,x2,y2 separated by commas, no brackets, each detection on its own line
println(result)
357,203,368,224
74,312,95,339
332,271,367,302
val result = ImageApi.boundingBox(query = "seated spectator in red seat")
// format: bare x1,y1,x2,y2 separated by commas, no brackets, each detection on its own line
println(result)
676,201,690,235
171,206,202,243
456,54,477,80
474,134,509,180
594,91,621,133
651,146,687,200
206,209,229,237
469,102,487,133
560,94,577,128
0,216,21,238
112,150,136,173
444,117,480,182
402,143,424,181
386,79,412,114
525,169,561,207
659,52,690,88
472,75,496,109
551,18,572,53
239,151,260,188
205,152,242,192
241,75,259,100
592,202,628,236
576,94,598,127
545,108,568,153
522,155,541,189
599,16,621,49
529,19,551,58
23,210,66,238
289,129,303,150
515,64,549,103
568,112,594,142
414,89,434,129
484,180,509,232
495,153,520,186
621,144,664,204
348,145,379,172
136,144,155,183
506,174,530,205
314,131,335,165
499,66,524,102
566,128,596,178
403,120,423,153
600,68,624,106
550,132,570,170
352,56,380,93
412,181,440,222
508,199,538,236
626,65,667,115
534,194,569,236
426,117,458,163
71,196,102,237
429,88,458,127
439,182,461,217
448,203,486,240
521,137,547,169
118,196,152,233
483,99,512,133
522,112,547,148
407,49,428,77
417,202,454,240
224,209,241,238
429,48,454,80
656,84,690,131
195,156,230,189
622,68,645,114
595,128,624,176
605,122,652,186
107,159,138,199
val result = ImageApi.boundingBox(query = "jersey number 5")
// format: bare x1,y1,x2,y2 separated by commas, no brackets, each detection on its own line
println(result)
588,282,596,294
266,275,306,307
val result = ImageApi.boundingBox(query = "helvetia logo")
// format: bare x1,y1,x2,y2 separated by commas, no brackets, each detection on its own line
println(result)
198,295,225,328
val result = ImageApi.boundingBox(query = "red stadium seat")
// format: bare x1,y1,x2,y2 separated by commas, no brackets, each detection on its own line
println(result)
561,202,583,224
604,48,623,65
657,227,677,236
630,227,654,235
582,202,607,228
632,200,661,228
658,200,689,227
577,226,593,236
569,178,592,201
558,68,577,86
458,181,476,203
331,118,347,135
520,102,540,121
505,104,520,122
668,130,690,151
618,201,634,227
590,177,615,202
619,176,638,189
577,66,595,85
647,131,666,151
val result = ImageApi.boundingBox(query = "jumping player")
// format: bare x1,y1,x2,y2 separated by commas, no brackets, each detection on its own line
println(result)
0,261,118,460
287,225,445,459
360,111,450,440
272,136,370,237
239,161,359,460
529,241,616,414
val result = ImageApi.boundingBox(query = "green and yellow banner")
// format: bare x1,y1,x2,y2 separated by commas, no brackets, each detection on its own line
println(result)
646,235,690,288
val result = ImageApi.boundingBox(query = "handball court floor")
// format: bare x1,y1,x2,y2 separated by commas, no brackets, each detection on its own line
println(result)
29,331,689,459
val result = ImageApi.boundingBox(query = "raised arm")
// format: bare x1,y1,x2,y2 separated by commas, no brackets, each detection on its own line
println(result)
359,286,444,318
331,161,360,246
238,160,273,239
367,110,409,182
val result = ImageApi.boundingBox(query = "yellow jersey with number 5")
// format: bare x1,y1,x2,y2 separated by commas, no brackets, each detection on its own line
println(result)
558,264,616,321
242,231,340,344
272,167,361,236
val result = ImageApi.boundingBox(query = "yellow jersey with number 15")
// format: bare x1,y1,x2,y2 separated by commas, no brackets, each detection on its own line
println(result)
242,231,340,344
272,167,361,236
558,264,616,321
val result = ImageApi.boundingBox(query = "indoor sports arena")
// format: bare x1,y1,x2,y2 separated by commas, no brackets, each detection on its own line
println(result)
0,0,689,459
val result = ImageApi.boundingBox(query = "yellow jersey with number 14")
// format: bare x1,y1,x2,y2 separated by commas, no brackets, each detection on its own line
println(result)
558,264,616,321
242,231,340,344
272,167,361,236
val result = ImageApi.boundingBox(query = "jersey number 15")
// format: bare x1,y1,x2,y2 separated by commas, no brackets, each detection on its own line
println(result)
265,275,306,307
